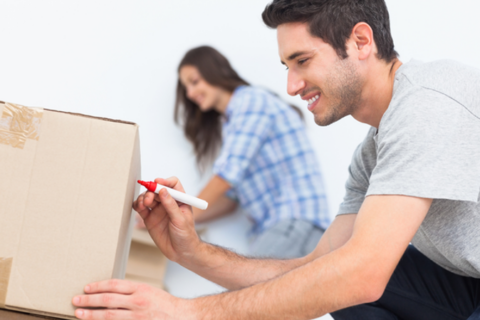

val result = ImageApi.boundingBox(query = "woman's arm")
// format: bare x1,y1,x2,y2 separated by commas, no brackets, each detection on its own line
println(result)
194,194,238,223
193,175,237,223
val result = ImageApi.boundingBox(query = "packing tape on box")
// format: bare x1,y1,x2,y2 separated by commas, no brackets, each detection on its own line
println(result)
0,101,43,149
0,258,12,308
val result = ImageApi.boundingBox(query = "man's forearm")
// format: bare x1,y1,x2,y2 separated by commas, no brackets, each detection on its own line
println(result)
187,243,381,320
181,197,428,320
181,241,308,290
78,197,430,319
178,196,430,319
181,214,357,290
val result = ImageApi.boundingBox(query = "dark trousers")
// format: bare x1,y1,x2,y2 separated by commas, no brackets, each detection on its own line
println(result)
331,246,480,320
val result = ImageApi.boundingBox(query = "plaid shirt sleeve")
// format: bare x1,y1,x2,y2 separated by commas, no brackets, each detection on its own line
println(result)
213,92,273,187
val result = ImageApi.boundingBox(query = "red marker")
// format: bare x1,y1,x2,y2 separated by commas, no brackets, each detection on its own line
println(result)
137,180,208,210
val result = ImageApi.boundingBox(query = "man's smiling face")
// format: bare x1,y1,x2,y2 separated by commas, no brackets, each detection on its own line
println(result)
278,22,364,126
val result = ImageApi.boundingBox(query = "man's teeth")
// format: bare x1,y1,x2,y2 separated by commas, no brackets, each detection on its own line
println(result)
308,95,320,104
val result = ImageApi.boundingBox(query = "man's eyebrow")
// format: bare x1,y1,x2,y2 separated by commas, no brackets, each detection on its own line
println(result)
280,51,309,65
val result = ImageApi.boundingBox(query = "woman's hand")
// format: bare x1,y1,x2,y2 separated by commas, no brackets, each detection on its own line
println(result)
133,177,201,263
72,279,194,320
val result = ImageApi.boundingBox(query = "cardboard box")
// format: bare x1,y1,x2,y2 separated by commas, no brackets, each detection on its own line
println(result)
0,101,141,319
125,228,168,290
0,308,60,320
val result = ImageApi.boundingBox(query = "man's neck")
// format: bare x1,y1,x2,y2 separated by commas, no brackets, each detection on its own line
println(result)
352,59,402,128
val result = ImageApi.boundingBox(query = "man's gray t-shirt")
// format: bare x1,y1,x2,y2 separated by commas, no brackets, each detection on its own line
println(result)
338,60,480,278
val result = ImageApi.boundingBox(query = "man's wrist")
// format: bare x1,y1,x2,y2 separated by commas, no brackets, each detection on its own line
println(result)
176,297,201,320
178,239,209,268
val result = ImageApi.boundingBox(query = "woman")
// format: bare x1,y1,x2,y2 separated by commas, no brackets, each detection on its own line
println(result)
174,45,330,259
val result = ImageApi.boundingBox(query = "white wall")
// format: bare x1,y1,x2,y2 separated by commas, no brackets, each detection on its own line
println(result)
2,0,478,218
0,0,478,218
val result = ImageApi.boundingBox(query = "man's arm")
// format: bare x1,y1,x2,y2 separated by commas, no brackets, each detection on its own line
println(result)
72,178,431,320
186,195,432,319
184,213,356,290
135,176,356,290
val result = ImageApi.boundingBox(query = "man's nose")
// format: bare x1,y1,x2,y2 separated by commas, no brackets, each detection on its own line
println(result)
286,70,305,97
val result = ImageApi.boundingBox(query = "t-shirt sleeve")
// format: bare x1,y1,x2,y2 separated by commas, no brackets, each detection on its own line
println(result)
367,87,480,202
338,128,377,215
213,92,273,187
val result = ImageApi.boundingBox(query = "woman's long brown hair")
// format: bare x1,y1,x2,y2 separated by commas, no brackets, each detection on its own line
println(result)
174,45,303,171
174,46,249,171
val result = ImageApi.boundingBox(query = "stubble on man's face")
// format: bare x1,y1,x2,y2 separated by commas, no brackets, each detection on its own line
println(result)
313,58,363,126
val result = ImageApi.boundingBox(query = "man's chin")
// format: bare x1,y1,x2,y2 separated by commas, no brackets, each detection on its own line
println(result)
313,112,345,127
314,118,329,127
313,115,334,127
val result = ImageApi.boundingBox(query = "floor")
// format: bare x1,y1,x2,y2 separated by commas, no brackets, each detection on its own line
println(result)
163,210,333,320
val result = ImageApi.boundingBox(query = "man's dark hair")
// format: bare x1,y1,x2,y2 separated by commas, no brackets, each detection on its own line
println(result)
262,0,398,62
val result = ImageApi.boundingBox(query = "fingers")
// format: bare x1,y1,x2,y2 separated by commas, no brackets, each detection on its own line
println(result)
74,308,134,320
133,192,159,219
133,193,149,215
72,281,139,317
154,177,192,209
84,279,137,295
142,191,159,209
73,293,135,310
155,176,186,193
156,188,186,222
136,177,192,225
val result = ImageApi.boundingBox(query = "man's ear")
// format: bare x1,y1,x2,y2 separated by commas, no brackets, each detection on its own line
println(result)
351,22,374,60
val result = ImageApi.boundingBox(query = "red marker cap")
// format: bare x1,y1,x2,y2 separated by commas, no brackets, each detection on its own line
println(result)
137,180,157,193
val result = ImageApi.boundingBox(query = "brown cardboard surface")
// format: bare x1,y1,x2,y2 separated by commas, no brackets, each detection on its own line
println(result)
0,258,12,307
0,308,60,319
0,102,140,319
130,227,157,246
125,229,168,290
126,240,167,280
124,274,165,290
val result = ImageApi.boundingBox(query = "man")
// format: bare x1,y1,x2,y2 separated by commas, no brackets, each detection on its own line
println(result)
72,0,480,319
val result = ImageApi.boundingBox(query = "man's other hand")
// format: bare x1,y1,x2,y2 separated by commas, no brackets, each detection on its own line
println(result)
72,279,193,320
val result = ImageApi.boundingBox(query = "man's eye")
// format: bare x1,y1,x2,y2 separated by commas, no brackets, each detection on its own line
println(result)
298,58,308,65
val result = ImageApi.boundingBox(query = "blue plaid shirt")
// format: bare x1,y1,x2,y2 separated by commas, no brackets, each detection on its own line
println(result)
213,86,330,234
